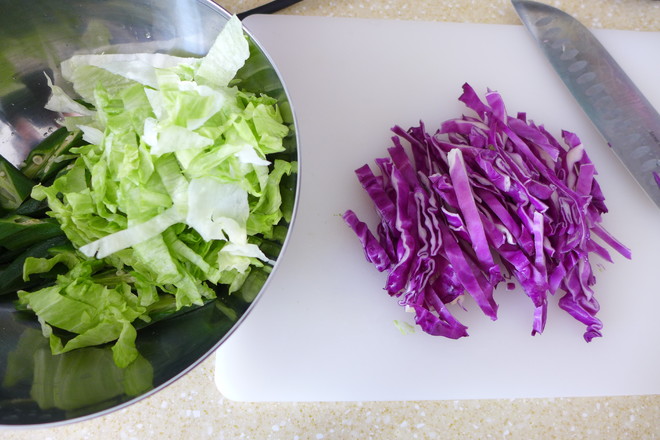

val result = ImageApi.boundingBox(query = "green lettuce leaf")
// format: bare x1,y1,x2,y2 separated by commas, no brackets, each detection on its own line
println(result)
19,254,147,367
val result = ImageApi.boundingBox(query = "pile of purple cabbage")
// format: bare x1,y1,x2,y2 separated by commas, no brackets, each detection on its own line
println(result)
343,83,631,342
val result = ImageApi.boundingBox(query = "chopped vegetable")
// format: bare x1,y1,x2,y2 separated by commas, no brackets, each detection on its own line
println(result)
343,83,630,341
20,127,84,182
0,154,34,212
6,15,296,367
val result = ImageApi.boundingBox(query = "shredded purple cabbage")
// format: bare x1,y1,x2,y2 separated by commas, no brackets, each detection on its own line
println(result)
343,83,631,341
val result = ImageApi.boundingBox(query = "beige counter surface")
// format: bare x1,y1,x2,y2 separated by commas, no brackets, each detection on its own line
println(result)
2,1,659,439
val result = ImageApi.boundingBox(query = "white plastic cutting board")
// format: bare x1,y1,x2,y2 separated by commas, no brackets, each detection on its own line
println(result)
215,15,660,402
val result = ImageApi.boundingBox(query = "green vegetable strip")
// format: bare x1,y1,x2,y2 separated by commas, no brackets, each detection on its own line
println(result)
0,154,34,211
0,215,63,250
0,236,70,295
20,127,84,182
14,196,49,216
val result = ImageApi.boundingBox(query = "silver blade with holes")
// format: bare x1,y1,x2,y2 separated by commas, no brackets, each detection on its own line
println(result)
512,0,660,208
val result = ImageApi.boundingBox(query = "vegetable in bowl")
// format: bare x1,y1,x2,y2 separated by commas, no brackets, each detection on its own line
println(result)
343,83,629,341
1,16,297,369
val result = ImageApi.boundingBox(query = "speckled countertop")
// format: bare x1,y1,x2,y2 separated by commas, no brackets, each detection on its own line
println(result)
1,1,659,439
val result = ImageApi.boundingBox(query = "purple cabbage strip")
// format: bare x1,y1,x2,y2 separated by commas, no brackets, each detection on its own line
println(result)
447,149,503,287
342,210,391,272
343,82,631,342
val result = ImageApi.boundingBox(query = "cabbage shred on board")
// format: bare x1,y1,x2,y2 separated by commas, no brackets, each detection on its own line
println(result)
343,83,630,341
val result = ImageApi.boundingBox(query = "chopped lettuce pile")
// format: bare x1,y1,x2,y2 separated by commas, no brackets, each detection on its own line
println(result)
343,83,630,341
13,16,296,367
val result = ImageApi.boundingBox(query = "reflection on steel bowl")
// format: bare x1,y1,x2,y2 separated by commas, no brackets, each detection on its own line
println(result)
0,0,298,427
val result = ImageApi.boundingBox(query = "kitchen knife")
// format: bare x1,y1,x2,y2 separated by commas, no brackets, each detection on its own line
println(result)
512,0,660,208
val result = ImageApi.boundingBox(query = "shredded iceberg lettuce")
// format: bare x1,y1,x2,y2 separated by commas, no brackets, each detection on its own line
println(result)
19,15,296,367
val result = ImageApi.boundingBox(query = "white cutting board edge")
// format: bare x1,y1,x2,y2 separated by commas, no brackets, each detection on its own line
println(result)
215,15,660,402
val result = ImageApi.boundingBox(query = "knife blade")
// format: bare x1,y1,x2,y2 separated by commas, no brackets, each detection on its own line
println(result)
512,0,660,208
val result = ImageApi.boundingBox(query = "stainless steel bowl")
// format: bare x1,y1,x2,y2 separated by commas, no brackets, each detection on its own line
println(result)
0,0,298,427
